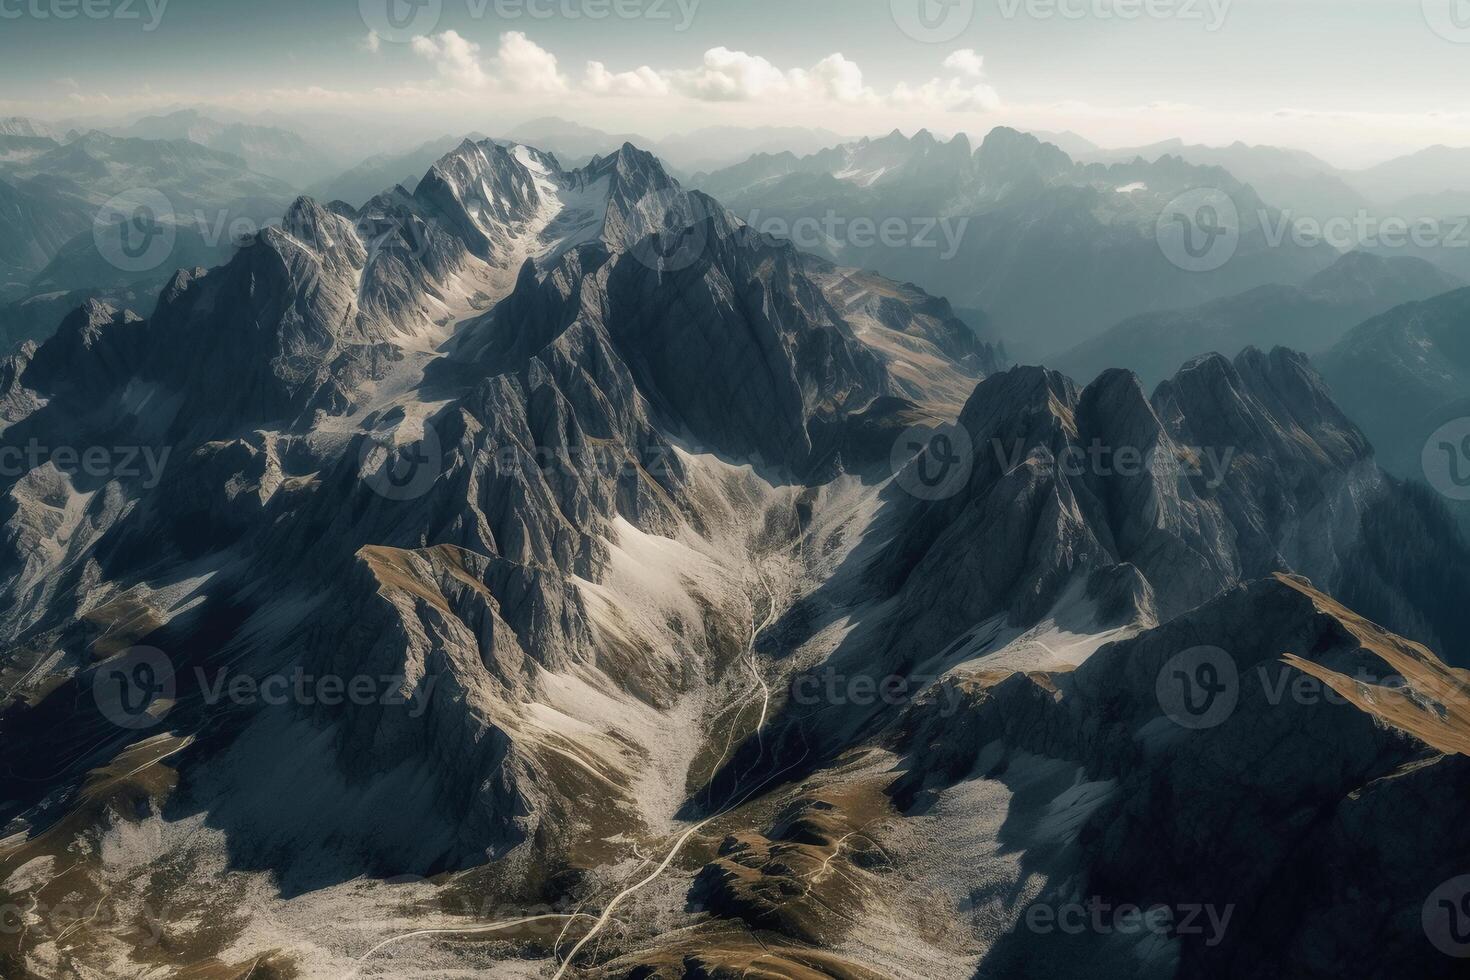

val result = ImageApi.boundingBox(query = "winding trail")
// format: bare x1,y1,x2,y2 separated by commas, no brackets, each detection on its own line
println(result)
549,542,789,980
346,914,601,978
350,495,821,979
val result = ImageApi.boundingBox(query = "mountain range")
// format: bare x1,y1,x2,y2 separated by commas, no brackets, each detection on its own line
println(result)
694,127,1341,359
0,133,1466,979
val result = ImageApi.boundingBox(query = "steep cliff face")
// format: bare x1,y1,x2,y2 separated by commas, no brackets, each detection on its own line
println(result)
872,347,1382,666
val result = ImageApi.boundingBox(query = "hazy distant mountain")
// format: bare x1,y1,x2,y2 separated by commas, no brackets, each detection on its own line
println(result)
0,131,295,343
1078,138,1370,221
0,130,295,216
108,109,339,186
307,132,489,207
1026,128,1099,157
1054,251,1460,388
1344,144,1470,206
0,175,92,299
698,127,1338,358
0,116,59,139
1317,286,1470,485
655,124,846,172
507,116,845,175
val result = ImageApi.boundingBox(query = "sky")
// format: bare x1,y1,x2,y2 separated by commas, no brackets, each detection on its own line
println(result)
1,0,1468,166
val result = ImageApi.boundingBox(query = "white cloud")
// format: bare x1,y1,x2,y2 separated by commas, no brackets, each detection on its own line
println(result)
587,45,989,111
892,77,1002,113
494,31,568,94
411,30,488,88
800,54,871,103
942,49,985,79
585,61,670,97
670,47,793,101
361,31,381,55
648,48,876,104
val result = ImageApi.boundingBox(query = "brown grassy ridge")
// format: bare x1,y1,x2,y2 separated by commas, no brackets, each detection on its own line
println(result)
1276,573,1470,756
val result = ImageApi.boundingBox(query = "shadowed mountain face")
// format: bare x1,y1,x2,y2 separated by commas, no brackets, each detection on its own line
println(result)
1315,285,1470,539
1053,251,1461,389
0,136,1466,980
695,127,1339,359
